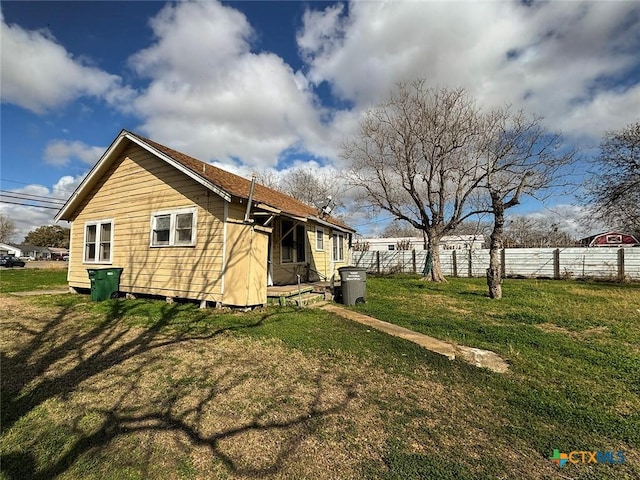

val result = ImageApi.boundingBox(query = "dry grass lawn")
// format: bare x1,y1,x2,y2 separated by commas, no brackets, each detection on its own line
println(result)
1,289,637,479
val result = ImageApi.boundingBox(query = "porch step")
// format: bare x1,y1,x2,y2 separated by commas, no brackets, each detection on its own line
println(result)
288,292,326,307
268,292,326,307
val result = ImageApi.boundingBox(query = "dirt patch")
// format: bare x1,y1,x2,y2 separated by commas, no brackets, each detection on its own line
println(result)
536,322,610,339
0,296,389,478
25,261,69,270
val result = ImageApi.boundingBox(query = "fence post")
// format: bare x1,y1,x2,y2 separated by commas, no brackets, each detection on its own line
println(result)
376,251,381,275
452,250,458,277
618,248,625,281
468,249,473,277
501,248,506,279
412,249,417,274
554,249,560,279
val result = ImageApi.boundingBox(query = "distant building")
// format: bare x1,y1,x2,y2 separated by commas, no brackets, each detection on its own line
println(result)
0,243,22,257
362,235,484,251
579,231,639,247
0,243,69,260
18,245,54,260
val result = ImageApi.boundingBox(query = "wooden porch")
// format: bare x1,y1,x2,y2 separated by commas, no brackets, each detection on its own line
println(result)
266,281,332,306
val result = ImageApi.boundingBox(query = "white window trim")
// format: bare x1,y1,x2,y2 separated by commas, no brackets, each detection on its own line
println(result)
332,232,345,262
150,207,197,247
315,227,325,251
83,218,114,264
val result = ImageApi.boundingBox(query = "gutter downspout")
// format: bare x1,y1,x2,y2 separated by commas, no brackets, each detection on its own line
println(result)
244,174,256,223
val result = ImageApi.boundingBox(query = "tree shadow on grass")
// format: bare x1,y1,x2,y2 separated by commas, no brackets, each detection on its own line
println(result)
1,299,356,479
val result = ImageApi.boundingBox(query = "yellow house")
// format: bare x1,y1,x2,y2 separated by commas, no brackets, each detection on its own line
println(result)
55,130,355,307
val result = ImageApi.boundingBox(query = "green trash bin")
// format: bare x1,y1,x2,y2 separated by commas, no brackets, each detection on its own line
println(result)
338,266,367,305
88,268,123,301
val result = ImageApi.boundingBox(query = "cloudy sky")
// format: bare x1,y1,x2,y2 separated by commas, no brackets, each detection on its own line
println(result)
1,0,639,240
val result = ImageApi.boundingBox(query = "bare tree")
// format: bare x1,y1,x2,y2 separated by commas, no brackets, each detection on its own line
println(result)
451,219,491,237
381,220,420,238
504,215,576,248
352,238,370,251
481,109,575,298
0,214,18,243
583,121,640,238
280,167,336,208
254,169,281,190
256,167,344,213
342,80,486,281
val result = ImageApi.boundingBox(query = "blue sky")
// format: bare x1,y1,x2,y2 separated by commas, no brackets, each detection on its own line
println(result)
1,0,639,240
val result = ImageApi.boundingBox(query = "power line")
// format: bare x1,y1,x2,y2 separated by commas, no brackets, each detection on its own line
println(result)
0,190,67,204
0,200,61,210
0,177,77,194
351,214,396,228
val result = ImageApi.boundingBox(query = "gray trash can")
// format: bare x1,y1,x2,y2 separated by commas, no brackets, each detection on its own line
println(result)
338,266,366,305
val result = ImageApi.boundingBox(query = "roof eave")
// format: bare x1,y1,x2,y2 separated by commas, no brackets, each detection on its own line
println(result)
55,130,129,222
128,134,231,203
55,131,232,222
309,216,355,233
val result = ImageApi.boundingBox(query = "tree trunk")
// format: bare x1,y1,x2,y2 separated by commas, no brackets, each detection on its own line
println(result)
487,205,504,299
423,234,446,282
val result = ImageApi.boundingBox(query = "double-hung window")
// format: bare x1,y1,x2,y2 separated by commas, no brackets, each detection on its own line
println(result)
315,227,324,251
281,220,306,263
332,233,345,262
150,207,197,247
84,219,113,263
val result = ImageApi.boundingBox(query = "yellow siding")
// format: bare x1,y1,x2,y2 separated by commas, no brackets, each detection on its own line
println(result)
223,222,269,306
221,202,269,305
271,218,349,284
68,145,226,302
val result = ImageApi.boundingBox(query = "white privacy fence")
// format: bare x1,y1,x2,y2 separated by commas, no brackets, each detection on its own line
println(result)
352,247,640,280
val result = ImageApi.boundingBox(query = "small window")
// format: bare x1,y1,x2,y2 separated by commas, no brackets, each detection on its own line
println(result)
84,219,113,263
316,227,324,251
332,233,345,262
605,234,622,244
150,207,197,247
153,215,171,245
388,244,395,251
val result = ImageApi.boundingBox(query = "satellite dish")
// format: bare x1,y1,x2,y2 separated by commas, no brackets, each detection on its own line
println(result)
320,195,334,216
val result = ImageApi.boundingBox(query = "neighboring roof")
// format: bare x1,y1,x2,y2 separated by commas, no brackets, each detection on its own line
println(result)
56,130,354,232
579,231,639,246
48,247,69,253
18,245,52,253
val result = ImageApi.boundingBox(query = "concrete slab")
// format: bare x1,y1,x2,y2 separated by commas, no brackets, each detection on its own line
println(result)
320,303,509,373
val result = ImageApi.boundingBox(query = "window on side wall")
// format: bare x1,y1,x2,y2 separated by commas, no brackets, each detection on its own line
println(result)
332,233,344,262
150,207,197,247
606,234,622,244
84,219,113,263
281,220,306,263
316,227,324,251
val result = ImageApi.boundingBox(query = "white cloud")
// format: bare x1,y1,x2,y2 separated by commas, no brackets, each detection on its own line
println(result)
0,175,82,241
44,140,104,166
129,1,329,167
298,1,640,141
0,12,134,113
52,175,84,199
